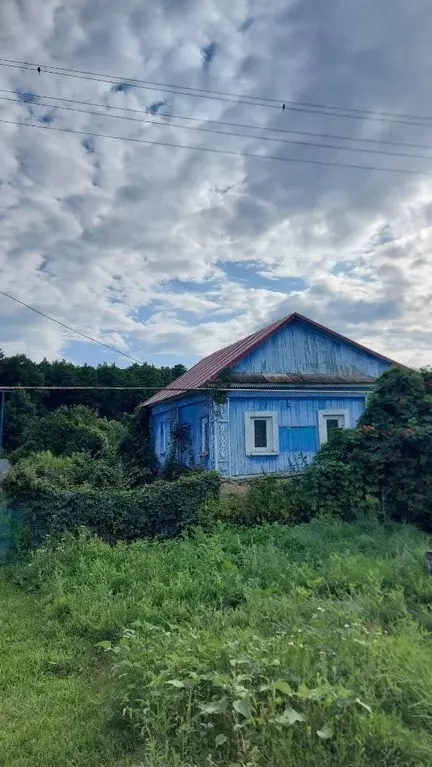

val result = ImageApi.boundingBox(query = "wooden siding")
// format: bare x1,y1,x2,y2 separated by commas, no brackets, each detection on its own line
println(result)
234,318,391,377
151,394,210,468
227,391,367,477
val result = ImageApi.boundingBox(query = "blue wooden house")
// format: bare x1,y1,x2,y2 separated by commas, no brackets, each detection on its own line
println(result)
143,313,399,478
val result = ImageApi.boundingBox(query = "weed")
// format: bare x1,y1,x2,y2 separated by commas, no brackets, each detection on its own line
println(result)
6,519,432,765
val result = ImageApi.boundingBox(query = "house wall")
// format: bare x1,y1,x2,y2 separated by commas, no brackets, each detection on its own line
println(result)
234,318,391,377
227,391,367,477
149,317,393,476
151,394,210,468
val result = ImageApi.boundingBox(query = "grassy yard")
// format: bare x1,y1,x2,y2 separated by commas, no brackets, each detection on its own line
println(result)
2,520,432,766
0,578,144,766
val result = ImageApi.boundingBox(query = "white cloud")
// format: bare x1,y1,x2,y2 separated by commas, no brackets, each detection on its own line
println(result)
0,0,432,368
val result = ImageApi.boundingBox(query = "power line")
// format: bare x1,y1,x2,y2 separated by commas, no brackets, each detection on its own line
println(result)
0,386,202,391
2,93,432,163
2,57,432,127
2,56,432,125
4,86,432,152
0,60,293,111
0,385,373,392
0,290,143,364
0,116,429,176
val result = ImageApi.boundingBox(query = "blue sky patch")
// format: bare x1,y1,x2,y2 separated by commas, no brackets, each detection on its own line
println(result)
39,111,55,124
15,89,39,104
220,261,307,293
147,100,166,114
111,82,132,93
82,138,95,154
202,41,218,67
134,306,157,322
374,225,394,246
63,340,130,367
238,17,254,33
332,259,356,275
161,278,216,294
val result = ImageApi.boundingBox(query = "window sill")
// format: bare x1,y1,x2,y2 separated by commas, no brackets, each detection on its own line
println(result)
247,450,279,457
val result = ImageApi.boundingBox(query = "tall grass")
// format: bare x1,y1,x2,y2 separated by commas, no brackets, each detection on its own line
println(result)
8,520,432,766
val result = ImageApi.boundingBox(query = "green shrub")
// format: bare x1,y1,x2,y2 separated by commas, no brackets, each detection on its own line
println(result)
297,368,432,527
2,450,127,496
198,476,310,529
9,405,126,463
5,470,221,547
118,407,158,485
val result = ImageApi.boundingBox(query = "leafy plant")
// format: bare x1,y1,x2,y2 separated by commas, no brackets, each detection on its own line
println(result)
16,520,432,766
4,469,221,548
297,368,432,528
8,405,126,463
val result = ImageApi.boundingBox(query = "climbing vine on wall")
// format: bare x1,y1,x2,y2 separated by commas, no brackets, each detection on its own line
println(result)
211,367,235,405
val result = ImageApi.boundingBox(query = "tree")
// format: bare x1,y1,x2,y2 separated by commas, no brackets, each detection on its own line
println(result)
9,405,125,462
2,391,37,452
118,406,157,486
0,350,188,449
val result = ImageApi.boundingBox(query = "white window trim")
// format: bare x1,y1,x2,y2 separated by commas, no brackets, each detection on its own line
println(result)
318,409,350,445
245,411,279,456
200,416,209,456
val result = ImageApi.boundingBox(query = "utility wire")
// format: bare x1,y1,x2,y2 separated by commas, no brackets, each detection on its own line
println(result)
3,93,432,163
0,60,298,111
0,117,429,176
0,290,143,364
0,385,372,392
0,386,162,392
2,58,432,127
4,86,432,152
2,56,432,124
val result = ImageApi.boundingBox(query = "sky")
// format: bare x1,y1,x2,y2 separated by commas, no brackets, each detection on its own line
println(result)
1,0,432,370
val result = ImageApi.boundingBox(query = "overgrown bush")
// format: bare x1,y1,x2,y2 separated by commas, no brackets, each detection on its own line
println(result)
9,405,126,463
298,368,432,528
4,470,221,547
2,450,127,496
198,476,309,529
118,406,158,486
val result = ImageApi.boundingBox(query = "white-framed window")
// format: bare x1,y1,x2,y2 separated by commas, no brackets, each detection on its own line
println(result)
160,421,167,455
318,409,349,445
201,416,209,456
245,411,279,456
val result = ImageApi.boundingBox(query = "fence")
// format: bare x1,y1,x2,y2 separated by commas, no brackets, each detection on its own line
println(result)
0,503,23,564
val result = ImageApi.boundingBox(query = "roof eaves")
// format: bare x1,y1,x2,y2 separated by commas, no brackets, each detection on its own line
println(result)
142,312,404,407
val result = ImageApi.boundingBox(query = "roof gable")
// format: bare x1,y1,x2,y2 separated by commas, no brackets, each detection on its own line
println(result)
143,312,399,407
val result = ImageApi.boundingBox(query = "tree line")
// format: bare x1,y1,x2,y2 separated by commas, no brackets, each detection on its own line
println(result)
0,350,186,452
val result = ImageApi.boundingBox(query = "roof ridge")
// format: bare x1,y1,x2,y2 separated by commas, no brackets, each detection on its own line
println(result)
143,312,400,407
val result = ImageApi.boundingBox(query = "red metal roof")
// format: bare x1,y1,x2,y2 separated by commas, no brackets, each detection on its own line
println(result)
143,312,399,407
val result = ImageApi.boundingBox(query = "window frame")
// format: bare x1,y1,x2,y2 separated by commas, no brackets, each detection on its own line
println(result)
200,416,209,457
318,409,350,445
244,411,279,456
160,421,167,455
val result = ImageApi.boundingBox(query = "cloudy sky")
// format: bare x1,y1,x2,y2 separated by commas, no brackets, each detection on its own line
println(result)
1,0,432,369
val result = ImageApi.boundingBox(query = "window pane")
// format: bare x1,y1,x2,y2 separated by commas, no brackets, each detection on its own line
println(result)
201,418,209,454
160,423,166,452
326,418,340,431
254,419,268,448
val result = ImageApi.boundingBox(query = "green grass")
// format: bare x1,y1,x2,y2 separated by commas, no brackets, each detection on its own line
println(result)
2,520,432,765
0,577,145,766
